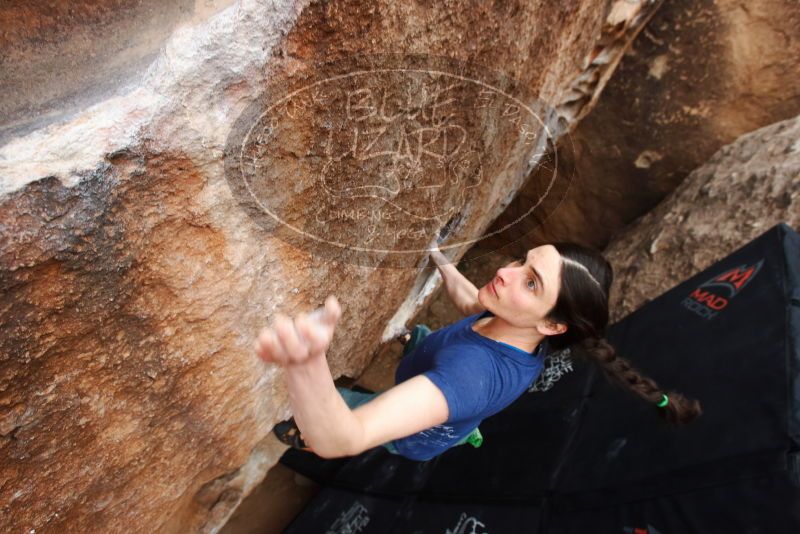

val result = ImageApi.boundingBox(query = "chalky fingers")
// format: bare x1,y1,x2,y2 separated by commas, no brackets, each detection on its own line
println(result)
274,313,310,364
255,328,283,365
296,314,327,356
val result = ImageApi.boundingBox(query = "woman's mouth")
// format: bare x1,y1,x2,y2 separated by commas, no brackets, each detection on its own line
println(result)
489,280,498,297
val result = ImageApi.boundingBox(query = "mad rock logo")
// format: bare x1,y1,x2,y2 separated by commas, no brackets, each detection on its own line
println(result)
446,512,489,534
682,260,764,320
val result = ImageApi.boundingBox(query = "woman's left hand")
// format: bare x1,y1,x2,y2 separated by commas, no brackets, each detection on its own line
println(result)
428,236,450,267
254,295,342,366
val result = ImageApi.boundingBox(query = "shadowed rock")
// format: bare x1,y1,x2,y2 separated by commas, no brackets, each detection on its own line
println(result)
477,0,800,254
605,114,800,321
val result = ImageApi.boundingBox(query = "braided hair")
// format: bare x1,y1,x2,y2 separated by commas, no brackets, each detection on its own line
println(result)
546,242,702,425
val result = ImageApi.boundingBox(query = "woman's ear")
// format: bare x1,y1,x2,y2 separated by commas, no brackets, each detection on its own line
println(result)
537,320,567,336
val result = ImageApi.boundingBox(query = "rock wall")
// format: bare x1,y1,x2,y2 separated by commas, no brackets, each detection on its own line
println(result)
604,114,800,322
474,0,800,254
0,0,236,145
0,1,662,532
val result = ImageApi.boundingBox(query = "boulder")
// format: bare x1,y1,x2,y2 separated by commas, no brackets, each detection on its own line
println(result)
604,115,800,321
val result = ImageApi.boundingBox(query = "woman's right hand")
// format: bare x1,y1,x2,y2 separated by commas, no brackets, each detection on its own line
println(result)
254,295,342,366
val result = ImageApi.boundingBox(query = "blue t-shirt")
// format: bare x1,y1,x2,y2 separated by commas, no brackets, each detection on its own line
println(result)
391,311,547,460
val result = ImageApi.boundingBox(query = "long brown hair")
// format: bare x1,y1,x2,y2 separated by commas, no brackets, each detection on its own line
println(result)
546,242,702,425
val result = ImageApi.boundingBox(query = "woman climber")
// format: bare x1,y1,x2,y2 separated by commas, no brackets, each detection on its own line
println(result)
254,240,702,461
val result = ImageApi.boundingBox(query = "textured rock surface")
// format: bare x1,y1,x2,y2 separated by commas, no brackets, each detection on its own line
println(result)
0,1,661,533
0,0,236,144
604,115,800,322
476,0,800,253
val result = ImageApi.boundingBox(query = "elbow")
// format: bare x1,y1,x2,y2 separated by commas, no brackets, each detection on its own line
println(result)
306,432,365,460
340,430,369,458
311,448,345,460
314,447,359,460
301,410,367,459
303,437,343,459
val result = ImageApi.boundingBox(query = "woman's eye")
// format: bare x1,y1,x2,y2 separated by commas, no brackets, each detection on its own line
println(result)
526,278,537,290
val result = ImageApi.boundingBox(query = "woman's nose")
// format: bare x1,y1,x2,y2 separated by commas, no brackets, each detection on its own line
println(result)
498,263,523,282
496,267,512,284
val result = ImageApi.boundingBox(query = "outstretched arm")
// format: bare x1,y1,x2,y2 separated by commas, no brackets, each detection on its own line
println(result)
255,296,449,458
350,374,449,452
429,238,486,317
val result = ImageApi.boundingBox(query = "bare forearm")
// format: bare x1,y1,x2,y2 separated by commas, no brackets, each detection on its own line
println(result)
284,352,363,458
254,296,358,457
439,263,478,312
431,251,481,315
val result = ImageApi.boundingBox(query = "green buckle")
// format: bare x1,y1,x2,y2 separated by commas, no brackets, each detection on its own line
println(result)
466,427,483,448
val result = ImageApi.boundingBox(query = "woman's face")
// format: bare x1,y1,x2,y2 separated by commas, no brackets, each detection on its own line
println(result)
478,244,564,333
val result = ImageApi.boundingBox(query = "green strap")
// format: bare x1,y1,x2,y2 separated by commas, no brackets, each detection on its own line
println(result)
466,427,483,448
